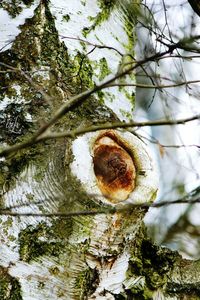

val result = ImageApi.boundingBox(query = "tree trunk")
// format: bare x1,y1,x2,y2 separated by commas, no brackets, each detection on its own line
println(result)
0,1,200,299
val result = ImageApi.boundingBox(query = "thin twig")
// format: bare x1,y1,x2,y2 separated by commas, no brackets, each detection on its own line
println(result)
0,114,199,157
0,40,196,157
108,80,200,89
134,132,200,149
37,114,200,140
0,197,199,218
60,35,123,56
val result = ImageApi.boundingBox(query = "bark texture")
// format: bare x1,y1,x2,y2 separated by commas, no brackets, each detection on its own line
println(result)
0,1,200,299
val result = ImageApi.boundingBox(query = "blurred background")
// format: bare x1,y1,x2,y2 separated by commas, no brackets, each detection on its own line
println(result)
134,0,200,259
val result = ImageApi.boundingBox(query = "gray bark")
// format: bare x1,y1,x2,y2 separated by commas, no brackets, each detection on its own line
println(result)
0,1,200,299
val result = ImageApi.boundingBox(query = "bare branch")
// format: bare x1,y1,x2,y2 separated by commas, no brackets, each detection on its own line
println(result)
1,38,197,157
0,115,199,157
40,114,200,138
0,193,200,218
108,80,200,89
60,35,123,56
134,133,200,149
157,35,200,53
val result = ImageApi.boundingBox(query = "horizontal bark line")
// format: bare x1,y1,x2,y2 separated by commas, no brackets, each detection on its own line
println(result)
1,195,199,218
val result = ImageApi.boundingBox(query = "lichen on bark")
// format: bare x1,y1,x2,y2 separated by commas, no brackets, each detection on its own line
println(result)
0,0,35,18
1,1,199,299
1,1,135,298
0,266,22,300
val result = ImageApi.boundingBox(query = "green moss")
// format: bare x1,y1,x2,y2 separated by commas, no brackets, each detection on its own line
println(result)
98,57,111,81
0,0,121,232
119,1,140,52
82,1,138,51
0,3,137,298
62,14,70,22
124,18,136,52
0,0,118,155
0,0,73,189
125,231,181,298
8,235,16,242
0,267,22,299
49,266,60,276
0,2,22,17
75,267,97,299
167,281,200,299
82,0,116,36
50,218,73,241
0,0,34,18
96,90,105,104
3,217,13,227
141,240,178,287
19,222,64,262
119,109,132,120
69,51,94,90
124,88,135,107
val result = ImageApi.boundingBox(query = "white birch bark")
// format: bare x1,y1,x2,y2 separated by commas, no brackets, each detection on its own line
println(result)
0,1,199,299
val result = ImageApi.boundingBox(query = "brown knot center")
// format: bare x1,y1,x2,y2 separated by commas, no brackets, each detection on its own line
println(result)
93,133,136,202
93,146,127,184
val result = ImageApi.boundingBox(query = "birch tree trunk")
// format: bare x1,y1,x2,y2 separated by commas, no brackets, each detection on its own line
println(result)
0,1,200,299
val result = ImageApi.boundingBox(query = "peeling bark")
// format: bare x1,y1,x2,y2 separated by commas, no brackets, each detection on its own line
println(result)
0,1,200,299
